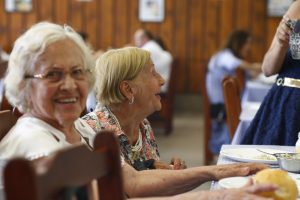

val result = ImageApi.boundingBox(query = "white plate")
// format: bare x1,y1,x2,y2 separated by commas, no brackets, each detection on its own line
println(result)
220,148,290,164
219,177,249,189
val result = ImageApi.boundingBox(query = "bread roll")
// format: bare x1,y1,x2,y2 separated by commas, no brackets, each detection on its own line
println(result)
254,169,298,200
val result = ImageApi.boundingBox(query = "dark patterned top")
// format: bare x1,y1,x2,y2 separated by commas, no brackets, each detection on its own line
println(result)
81,105,160,170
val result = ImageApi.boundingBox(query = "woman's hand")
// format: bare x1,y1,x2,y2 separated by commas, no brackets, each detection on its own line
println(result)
170,157,187,170
275,15,292,47
153,160,173,169
153,157,187,170
208,178,276,200
211,162,268,180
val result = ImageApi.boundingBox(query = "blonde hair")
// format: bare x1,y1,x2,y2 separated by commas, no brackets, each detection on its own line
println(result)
4,22,95,113
94,47,151,105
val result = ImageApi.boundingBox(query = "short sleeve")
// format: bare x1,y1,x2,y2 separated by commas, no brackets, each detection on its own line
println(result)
219,50,242,71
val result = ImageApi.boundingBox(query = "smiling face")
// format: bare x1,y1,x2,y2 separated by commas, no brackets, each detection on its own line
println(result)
130,61,165,116
27,39,89,128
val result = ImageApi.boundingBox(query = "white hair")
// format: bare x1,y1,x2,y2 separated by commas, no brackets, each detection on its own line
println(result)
4,22,95,113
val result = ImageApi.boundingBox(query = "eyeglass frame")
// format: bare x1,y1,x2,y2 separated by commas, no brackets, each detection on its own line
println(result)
24,67,90,83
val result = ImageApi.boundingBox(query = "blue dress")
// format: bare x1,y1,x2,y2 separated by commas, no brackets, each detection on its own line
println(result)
241,49,300,145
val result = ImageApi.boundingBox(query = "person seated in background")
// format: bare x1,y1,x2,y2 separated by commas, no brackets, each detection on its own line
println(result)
241,0,300,145
133,29,172,94
0,21,275,200
82,46,186,170
206,30,261,155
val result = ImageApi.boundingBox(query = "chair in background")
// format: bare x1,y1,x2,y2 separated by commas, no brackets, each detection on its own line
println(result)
0,87,14,111
4,131,124,200
222,76,241,139
148,60,177,135
199,63,213,165
235,67,246,91
0,60,8,79
0,109,19,141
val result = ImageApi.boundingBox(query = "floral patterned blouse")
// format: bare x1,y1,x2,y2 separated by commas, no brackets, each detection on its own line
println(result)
81,105,160,170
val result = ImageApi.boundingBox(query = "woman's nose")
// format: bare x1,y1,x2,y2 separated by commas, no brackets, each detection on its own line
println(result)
61,74,77,89
159,73,165,86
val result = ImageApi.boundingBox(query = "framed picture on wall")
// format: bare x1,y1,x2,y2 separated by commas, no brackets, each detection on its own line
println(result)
5,0,32,12
267,0,293,17
139,0,164,22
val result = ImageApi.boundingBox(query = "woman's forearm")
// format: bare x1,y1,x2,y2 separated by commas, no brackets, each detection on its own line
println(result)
123,162,267,198
262,40,288,76
125,165,214,197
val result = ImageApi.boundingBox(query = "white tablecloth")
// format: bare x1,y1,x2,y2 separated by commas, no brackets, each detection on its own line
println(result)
210,144,298,198
242,80,272,104
232,102,261,144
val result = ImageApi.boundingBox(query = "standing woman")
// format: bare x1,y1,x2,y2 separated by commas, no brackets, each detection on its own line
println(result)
82,47,186,170
241,0,300,145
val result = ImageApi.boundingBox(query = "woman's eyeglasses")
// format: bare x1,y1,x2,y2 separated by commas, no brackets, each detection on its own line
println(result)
24,68,88,83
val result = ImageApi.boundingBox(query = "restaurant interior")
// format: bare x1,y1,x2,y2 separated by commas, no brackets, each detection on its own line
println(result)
1,0,299,199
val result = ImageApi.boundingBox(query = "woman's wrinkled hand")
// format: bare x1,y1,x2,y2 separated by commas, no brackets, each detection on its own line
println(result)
210,179,276,200
212,162,268,180
170,157,187,170
153,157,187,170
153,160,173,169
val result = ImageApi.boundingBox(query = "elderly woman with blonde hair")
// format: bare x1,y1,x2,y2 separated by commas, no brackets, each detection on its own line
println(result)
82,46,185,170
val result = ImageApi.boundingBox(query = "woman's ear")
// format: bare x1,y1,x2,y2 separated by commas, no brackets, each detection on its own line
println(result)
120,80,134,100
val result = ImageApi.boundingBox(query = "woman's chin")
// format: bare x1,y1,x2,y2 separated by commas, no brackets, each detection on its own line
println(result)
56,111,81,122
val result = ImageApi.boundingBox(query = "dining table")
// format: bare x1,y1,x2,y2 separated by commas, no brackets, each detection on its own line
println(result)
211,144,300,199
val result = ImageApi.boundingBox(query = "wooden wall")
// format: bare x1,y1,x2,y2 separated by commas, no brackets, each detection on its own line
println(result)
0,0,282,93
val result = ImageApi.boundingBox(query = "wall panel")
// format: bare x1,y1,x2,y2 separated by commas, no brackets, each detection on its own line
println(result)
0,0,283,93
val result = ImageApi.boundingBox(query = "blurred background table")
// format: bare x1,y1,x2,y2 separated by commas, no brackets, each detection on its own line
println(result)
242,80,273,104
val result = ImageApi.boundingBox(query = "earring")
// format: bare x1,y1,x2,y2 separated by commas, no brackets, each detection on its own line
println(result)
129,96,135,105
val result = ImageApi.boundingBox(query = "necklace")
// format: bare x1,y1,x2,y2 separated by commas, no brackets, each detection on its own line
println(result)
106,106,143,154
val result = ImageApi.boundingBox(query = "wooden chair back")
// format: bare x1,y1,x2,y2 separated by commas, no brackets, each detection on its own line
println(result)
199,62,213,165
235,67,246,91
0,88,14,111
4,131,124,200
0,61,8,79
0,110,19,141
222,76,241,139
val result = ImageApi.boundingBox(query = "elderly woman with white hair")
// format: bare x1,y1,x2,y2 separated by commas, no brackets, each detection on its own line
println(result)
0,22,96,158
